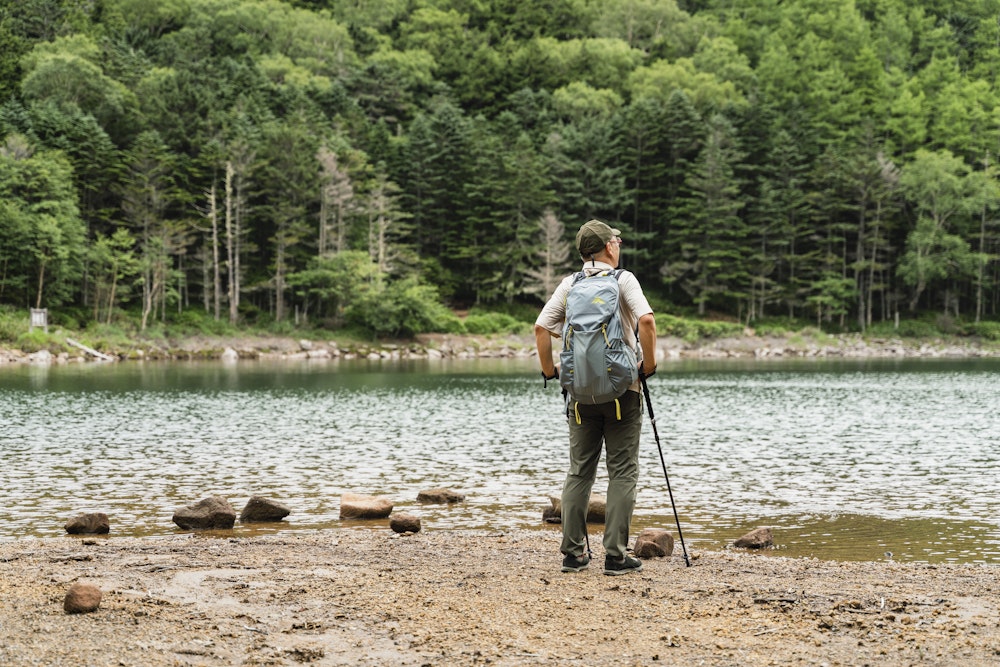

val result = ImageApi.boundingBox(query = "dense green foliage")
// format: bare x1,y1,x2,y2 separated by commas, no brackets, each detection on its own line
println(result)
2,0,1000,338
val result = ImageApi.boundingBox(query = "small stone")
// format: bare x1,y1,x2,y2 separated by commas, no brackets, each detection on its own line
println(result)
734,526,773,549
65,512,110,535
64,583,102,614
389,513,421,534
416,488,466,504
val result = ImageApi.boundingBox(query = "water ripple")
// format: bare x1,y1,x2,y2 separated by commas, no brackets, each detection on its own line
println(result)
1,358,997,563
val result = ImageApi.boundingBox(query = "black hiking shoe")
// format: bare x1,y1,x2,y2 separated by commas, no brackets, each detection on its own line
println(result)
561,553,591,573
603,555,643,576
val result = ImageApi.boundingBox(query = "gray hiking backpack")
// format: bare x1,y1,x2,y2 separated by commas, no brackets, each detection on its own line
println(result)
559,269,638,406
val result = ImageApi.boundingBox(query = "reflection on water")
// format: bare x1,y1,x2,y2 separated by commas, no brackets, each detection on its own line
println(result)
1,357,998,564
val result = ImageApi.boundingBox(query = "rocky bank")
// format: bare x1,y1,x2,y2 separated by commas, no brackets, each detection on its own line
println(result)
2,330,999,365
1,530,997,666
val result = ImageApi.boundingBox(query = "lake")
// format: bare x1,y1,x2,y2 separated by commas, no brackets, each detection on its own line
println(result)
1,356,997,564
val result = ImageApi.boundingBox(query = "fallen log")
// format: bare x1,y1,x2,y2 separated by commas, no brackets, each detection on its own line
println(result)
66,338,116,361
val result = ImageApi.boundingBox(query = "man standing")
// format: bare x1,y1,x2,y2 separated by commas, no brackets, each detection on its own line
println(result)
534,220,657,575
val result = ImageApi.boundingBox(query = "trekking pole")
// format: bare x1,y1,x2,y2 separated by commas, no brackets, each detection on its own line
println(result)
640,375,691,567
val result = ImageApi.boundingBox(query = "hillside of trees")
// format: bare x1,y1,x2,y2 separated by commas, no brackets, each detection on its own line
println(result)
2,0,1000,341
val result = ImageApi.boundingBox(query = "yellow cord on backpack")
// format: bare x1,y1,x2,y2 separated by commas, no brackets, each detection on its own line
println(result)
574,398,621,422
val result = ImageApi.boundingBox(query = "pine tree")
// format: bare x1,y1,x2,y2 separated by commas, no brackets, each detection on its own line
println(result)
667,113,749,316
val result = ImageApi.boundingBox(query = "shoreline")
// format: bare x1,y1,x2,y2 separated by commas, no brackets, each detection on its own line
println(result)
1,529,997,666
3,330,999,365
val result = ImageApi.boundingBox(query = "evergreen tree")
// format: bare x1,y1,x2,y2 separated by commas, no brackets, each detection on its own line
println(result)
666,113,749,316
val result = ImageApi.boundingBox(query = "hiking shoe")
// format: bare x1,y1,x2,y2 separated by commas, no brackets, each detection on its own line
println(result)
603,555,643,576
561,553,591,572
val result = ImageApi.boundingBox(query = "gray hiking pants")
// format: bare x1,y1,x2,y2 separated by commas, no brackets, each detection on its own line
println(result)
561,389,642,560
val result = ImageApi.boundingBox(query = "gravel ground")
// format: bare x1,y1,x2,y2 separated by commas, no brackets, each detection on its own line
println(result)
1,529,998,666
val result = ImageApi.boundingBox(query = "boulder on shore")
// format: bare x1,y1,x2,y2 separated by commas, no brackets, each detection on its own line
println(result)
634,528,674,559
389,513,422,534
65,512,110,535
339,492,393,520
172,496,237,530
239,495,291,523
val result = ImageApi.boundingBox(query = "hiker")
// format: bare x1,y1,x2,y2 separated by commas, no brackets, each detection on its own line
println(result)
534,220,657,576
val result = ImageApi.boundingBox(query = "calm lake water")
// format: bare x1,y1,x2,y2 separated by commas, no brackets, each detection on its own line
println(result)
1,357,998,565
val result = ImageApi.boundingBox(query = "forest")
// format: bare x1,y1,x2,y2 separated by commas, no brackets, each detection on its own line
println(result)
2,0,1000,340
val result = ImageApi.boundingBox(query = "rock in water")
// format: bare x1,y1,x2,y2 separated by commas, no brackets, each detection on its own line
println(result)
65,512,110,535
416,488,466,504
734,527,773,549
239,496,291,522
172,496,237,530
339,492,393,519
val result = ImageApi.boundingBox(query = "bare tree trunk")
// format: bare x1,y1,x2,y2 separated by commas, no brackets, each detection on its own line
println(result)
317,146,354,255
35,262,45,309
106,267,117,325
209,183,221,320
274,236,286,323
225,161,237,325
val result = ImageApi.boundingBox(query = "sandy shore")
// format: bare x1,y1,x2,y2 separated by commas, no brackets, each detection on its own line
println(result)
1,529,997,666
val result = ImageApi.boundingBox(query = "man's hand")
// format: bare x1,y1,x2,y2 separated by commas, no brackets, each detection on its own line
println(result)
639,363,656,380
541,368,559,388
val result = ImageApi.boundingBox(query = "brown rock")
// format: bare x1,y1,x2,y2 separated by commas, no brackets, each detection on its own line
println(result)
239,495,291,522
416,488,466,504
339,492,393,520
547,494,606,524
65,512,110,535
734,526,774,549
634,528,674,559
542,506,561,523
389,513,421,534
172,496,237,530
64,583,102,614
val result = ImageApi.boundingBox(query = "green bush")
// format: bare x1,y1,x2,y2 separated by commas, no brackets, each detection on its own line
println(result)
967,321,1000,341
463,312,531,335
868,319,940,338
347,278,464,338
751,316,809,336
47,306,87,331
0,306,27,342
169,309,239,336
655,314,744,343
15,329,64,353
469,302,538,324
81,322,135,352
